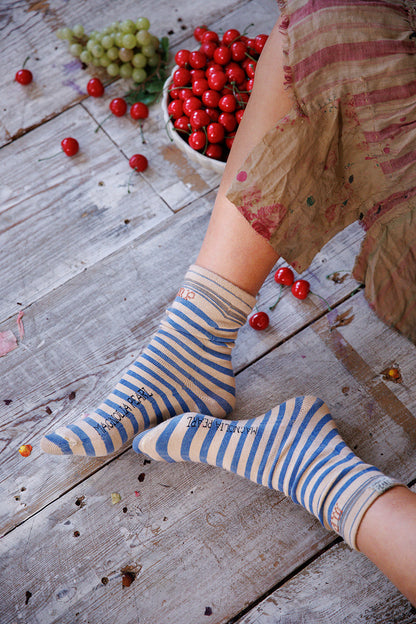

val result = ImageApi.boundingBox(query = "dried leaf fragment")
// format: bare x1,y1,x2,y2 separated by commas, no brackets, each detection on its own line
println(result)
330,308,354,330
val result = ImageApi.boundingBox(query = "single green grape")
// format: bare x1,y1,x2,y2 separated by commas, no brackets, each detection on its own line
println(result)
147,53,160,67
120,19,136,33
132,52,147,68
136,29,152,46
86,38,96,51
72,24,84,38
69,43,83,56
118,47,134,62
100,54,111,67
132,67,147,83
122,33,137,49
101,34,115,49
150,34,160,48
120,63,133,78
136,17,150,30
141,44,156,57
91,43,104,58
114,31,124,47
107,46,119,61
107,62,120,77
80,49,93,64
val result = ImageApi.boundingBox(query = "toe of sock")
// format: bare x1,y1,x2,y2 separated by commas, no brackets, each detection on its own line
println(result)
40,432,74,455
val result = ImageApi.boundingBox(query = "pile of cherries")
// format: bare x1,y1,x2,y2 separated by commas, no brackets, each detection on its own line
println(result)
166,26,268,162
249,267,314,331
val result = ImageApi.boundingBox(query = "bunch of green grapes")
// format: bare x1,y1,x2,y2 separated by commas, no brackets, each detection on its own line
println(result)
56,17,162,83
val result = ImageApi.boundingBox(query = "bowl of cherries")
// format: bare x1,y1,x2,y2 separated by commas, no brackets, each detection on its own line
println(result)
162,25,268,173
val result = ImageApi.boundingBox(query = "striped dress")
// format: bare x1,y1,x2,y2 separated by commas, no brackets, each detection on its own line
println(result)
227,0,416,344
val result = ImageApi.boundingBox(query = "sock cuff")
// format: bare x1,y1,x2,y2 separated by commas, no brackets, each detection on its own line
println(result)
332,473,401,550
183,264,256,321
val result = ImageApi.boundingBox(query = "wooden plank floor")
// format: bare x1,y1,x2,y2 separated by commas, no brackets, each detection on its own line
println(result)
1,1,416,622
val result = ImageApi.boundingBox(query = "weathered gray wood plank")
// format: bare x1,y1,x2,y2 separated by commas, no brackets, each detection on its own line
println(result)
235,507,416,624
1,295,415,624
0,104,171,322
1,0,257,146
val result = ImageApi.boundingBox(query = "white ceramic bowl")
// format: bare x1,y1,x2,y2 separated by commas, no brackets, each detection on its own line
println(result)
161,66,227,175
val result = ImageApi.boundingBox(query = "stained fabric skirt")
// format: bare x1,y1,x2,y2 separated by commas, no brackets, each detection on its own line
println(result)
226,0,416,344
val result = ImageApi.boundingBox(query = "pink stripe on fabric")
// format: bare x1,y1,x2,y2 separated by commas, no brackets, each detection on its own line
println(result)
364,120,416,143
290,0,407,26
381,150,416,174
353,80,416,107
362,185,416,231
293,40,415,82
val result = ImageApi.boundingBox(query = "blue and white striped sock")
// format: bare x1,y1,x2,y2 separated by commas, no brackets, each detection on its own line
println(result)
132,396,400,549
40,265,255,457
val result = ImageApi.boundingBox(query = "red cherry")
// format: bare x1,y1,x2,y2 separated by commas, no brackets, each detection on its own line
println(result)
245,60,257,79
190,108,211,129
109,97,127,116
194,25,208,42
225,63,245,85
213,46,232,65
182,96,202,117
254,34,268,55
207,122,225,143
235,91,249,107
291,279,310,300
202,89,220,108
175,49,190,67
230,41,247,62
189,50,207,69
168,99,184,119
219,94,237,112
207,71,227,91
201,30,219,44
192,78,209,96
218,112,237,132
222,29,241,46
61,137,79,156
178,88,190,100
169,86,181,99
87,77,104,97
205,143,223,160
205,107,220,122
173,67,191,87
174,115,190,133
190,69,205,82
274,267,294,286
15,68,33,85
188,130,206,151
205,62,223,75
130,101,149,120
129,154,148,172
249,311,269,331
235,109,244,125
199,41,217,59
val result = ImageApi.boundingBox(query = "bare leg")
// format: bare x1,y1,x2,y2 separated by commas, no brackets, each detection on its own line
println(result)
197,18,292,295
356,486,416,606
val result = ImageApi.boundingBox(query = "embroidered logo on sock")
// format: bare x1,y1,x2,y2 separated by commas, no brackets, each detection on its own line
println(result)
330,503,343,533
177,287,195,301
186,415,258,435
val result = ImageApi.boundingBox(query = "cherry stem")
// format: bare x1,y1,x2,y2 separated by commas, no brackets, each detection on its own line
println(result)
38,152,60,161
310,290,332,312
245,52,258,62
95,113,112,133
22,56,30,69
269,284,283,311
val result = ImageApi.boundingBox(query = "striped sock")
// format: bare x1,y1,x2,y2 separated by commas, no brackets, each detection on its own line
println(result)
132,396,400,549
40,265,255,457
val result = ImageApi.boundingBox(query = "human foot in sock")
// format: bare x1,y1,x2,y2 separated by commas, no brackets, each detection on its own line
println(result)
133,395,400,549
40,265,255,457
